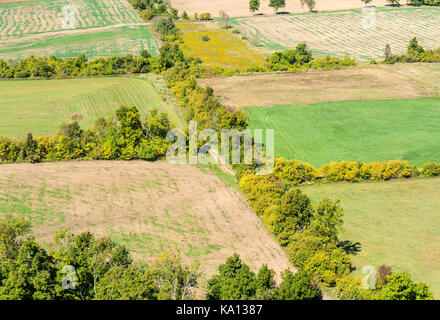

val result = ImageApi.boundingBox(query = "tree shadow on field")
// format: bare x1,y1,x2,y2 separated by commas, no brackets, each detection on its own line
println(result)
276,11,290,15
337,240,362,255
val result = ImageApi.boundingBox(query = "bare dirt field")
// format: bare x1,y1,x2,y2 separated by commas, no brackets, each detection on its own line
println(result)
0,161,292,279
199,63,440,109
170,0,388,17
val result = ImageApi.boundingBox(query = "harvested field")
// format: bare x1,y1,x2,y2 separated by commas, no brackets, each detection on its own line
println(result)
0,0,159,60
0,76,184,138
0,24,160,60
170,0,388,18
178,22,266,71
300,177,440,298
0,161,293,279
232,7,440,60
199,64,433,109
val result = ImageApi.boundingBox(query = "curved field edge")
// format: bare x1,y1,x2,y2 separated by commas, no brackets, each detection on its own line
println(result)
244,97,440,167
0,160,293,279
0,76,185,138
300,177,440,298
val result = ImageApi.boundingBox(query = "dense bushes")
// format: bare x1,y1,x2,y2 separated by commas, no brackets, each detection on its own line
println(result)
206,254,321,300
0,106,173,163
409,0,440,5
0,216,200,300
383,37,440,64
239,172,353,287
245,158,439,186
128,0,178,21
0,54,157,79
265,43,356,72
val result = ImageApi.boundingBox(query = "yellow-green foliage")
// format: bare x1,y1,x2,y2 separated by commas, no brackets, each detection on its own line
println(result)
177,22,266,73
269,158,429,185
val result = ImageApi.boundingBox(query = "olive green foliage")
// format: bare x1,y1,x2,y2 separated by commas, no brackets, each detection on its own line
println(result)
128,0,176,21
206,254,258,300
0,216,199,300
266,44,356,72
238,171,352,287
250,0,261,13
380,272,433,300
152,16,181,41
0,54,158,79
277,269,321,300
206,254,322,300
269,0,286,13
409,0,440,5
0,106,172,163
383,38,440,64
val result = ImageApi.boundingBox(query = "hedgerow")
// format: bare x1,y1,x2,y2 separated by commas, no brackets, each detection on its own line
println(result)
0,107,172,163
383,37,440,64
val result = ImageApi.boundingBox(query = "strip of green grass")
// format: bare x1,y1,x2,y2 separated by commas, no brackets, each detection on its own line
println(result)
300,177,440,298
245,98,440,167
0,77,184,138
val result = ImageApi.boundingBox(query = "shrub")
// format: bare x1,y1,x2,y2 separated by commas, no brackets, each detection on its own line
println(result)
206,254,257,300
277,269,322,300
304,248,351,287
380,272,434,300
421,162,440,177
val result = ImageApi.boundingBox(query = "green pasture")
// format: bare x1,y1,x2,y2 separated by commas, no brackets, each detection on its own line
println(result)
300,177,440,298
245,98,440,167
0,77,184,138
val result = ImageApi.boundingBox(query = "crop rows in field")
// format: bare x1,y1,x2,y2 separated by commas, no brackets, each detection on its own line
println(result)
0,25,160,60
233,7,440,60
0,0,142,39
0,77,183,138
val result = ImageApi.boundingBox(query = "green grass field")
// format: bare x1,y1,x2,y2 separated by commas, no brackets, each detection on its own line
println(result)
232,7,440,60
0,77,184,137
0,0,159,60
300,178,440,297
245,98,440,167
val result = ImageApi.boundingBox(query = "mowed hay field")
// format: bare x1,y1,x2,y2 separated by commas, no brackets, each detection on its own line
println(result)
0,77,184,138
232,7,440,60
0,25,160,60
178,22,266,71
200,63,440,109
170,0,388,17
300,178,440,297
245,98,440,167
0,0,159,59
0,161,292,279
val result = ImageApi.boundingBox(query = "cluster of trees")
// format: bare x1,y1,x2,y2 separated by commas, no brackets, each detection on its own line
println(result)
382,38,440,64
266,44,356,72
0,106,173,163
0,215,200,300
237,171,433,299
0,54,158,79
238,172,352,285
165,51,248,130
409,0,440,5
250,0,317,14
207,254,321,300
128,0,179,21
